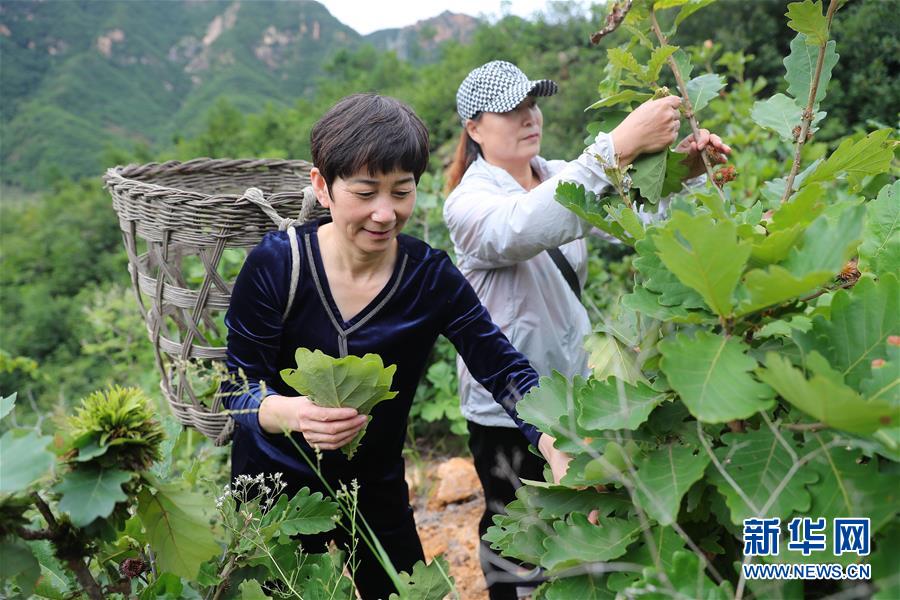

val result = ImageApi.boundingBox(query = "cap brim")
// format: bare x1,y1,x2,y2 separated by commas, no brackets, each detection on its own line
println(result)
481,79,559,115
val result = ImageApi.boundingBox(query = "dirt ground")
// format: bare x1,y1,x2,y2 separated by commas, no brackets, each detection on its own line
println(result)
406,456,490,600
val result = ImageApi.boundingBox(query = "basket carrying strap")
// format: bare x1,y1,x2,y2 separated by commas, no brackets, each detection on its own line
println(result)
284,226,300,321
240,186,309,321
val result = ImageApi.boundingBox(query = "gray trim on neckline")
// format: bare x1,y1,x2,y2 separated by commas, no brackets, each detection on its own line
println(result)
304,232,408,357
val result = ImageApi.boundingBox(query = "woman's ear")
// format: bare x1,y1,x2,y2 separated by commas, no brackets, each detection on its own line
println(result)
309,168,331,208
465,119,482,145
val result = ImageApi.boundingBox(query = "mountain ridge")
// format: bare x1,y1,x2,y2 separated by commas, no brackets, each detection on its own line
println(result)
0,0,479,189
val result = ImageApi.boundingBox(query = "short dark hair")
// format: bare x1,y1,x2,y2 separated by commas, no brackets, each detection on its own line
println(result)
310,93,430,189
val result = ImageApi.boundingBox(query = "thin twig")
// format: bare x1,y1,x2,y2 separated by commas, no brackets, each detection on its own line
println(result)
31,492,105,600
780,0,841,203
649,9,728,206
782,422,828,432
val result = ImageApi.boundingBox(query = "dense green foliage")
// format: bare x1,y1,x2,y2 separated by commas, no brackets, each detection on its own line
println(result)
481,1,899,598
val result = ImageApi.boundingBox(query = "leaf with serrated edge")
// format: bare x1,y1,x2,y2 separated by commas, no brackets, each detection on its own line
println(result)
786,0,828,45
588,90,652,110
707,428,817,524
768,181,827,232
859,181,900,277
260,487,340,537
517,372,579,446
555,181,626,240
281,348,398,458
630,444,710,525
542,514,642,571
0,429,54,493
785,34,838,106
758,352,894,434
804,129,896,189
137,482,220,579
627,550,733,600
652,211,751,317
810,273,900,388
634,234,707,310
577,378,663,432
737,266,832,316
54,467,131,527
607,48,643,75
660,331,774,423
686,73,725,113
388,557,454,600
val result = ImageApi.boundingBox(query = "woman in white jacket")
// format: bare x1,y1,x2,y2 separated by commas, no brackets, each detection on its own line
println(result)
443,60,729,600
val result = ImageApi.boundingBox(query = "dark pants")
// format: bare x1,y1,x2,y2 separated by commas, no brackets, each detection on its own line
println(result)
468,421,546,600
232,458,424,600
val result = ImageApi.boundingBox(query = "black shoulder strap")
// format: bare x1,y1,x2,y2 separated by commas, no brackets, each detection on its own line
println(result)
546,248,581,301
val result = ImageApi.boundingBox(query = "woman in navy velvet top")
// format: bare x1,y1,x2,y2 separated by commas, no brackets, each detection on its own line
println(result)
221,94,568,599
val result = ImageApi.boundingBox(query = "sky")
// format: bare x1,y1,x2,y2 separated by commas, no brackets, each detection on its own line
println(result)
320,0,560,35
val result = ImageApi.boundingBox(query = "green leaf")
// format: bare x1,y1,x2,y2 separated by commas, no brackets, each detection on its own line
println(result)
484,498,550,565
804,129,897,189
859,181,900,277
542,514,642,571
517,372,579,444
708,428,817,523
633,234,707,310
137,482,220,579
239,579,268,599
750,225,804,266
632,150,668,205
388,557,454,600
622,287,710,323
607,48,643,75
660,150,691,197
652,211,751,317
751,94,803,140
577,378,663,432
538,573,614,599
0,429,54,493
604,204,645,241
762,159,824,204
138,572,184,599
281,348,398,458
555,181,627,241
685,73,725,113
630,444,710,525
786,0,828,46
871,522,900,600
628,550,733,600
805,444,898,535
810,273,900,388
587,90,652,110
759,352,894,433
660,332,774,423
584,334,643,385
0,540,41,597
670,49,693,82
295,552,354,600
673,0,718,27
768,181,827,232
261,487,340,537
785,35,839,106
53,466,131,527
646,45,678,83
780,204,865,275
738,267,833,316
0,392,15,420
518,483,630,520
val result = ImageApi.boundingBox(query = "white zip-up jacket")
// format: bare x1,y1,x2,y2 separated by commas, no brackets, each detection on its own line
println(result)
444,131,626,427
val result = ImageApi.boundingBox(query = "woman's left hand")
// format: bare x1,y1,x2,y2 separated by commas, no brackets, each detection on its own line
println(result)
675,129,731,178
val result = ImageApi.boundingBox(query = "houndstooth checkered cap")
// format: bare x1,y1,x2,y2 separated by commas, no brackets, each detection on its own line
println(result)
456,60,558,123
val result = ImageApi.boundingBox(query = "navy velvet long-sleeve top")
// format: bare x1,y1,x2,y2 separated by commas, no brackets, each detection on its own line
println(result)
222,219,541,484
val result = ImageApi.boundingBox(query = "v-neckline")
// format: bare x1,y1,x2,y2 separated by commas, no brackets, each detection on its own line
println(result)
308,226,406,330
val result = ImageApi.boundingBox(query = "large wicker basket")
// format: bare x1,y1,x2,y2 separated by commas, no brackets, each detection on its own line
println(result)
104,158,328,444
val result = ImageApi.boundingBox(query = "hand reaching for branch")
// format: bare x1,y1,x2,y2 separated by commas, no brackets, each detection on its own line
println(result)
538,433,601,525
611,95,683,166
258,394,368,450
675,129,731,178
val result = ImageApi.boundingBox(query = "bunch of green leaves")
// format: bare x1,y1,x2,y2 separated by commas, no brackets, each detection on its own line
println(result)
487,1,900,598
66,385,165,472
281,348,399,458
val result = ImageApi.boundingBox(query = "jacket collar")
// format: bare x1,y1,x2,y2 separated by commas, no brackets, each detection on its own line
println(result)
469,154,551,192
